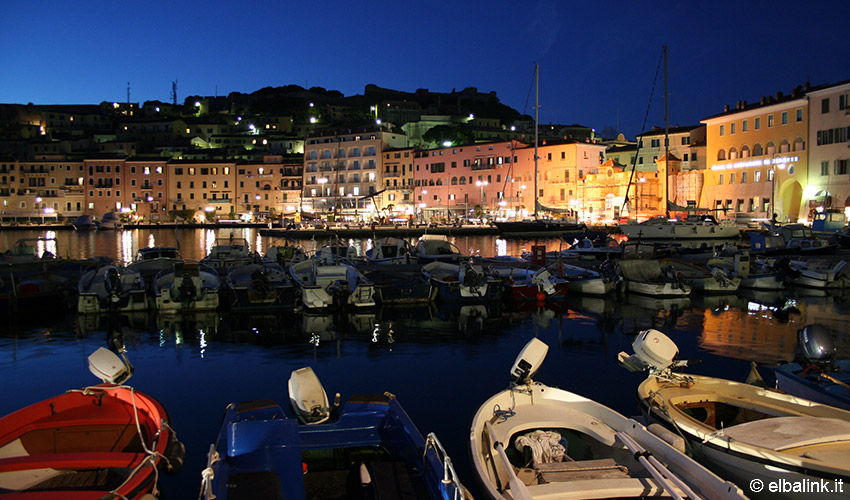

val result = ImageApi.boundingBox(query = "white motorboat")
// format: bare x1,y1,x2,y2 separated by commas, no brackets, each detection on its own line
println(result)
545,261,618,296
154,261,220,313
707,252,786,290
768,257,850,289
619,214,740,241
413,234,467,263
200,236,259,273
659,258,741,294
98,211,123,229
365,237,417,264
77,264,149,313
421,261,502,303
470,338,746,500
263,244,308,267
71,214,98,230
620,329,850,500
619,259,691,297
289,258,376,311
224,261,297,310
126,246,183,280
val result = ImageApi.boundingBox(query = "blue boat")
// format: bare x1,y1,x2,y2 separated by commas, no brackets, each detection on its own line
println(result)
200,366,468,500
773,324,850,411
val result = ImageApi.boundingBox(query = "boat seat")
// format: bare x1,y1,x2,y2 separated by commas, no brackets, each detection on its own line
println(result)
723,416,850,451
315,266,349,287
226,418,299,458
535,458,630,483
0,451,145,473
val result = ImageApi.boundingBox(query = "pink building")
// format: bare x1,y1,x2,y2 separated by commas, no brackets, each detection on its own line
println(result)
83,156,126,216
125,157,169,221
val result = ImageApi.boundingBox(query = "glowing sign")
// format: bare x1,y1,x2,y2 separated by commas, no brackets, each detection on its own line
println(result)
710,155,799,171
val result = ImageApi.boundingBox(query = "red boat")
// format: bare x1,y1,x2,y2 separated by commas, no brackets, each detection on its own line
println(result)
488,263,569,301
0,349,184,499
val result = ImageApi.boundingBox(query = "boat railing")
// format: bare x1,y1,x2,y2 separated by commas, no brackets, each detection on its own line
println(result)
424,432,468,500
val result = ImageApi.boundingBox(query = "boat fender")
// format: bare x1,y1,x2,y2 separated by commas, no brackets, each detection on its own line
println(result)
359,462,372,486
647,423,686,453
164,434,186,475
139,495,158,500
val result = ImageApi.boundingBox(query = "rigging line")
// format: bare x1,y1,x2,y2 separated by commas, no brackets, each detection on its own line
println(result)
501,64,539,198
620,48,664,215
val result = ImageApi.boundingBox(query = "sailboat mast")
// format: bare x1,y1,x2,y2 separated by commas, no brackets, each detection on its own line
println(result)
533,64,539,219
663,45,669,219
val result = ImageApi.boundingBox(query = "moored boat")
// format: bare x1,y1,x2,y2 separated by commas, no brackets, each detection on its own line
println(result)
200,236,259,274
224,261,297,311
0,346,184,499
618,258,692,297
620,328,850,499
154,261,220,313
199,366,468,500
98,211,123,230
659,258,741,294
77,264,149,313
412,234,467,263
773,324,850,411
289,258,376,311
71,214,99,230
487,262,568,301
470,337,746,500
619,214,740,240
421,260,502,303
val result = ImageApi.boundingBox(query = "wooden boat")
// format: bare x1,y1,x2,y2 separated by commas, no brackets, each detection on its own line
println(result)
421,261,502,303
77,264,149,314
470,338,746,500
224,261,297,311
620,328,850,499
289,258,376,311
153,261,220,313
0,347,184,499
199,366,468,500
773,324,850,411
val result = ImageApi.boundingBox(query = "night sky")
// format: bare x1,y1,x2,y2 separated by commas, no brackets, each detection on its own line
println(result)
2,0,848,139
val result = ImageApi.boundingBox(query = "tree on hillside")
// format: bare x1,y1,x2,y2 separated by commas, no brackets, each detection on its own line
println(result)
422,125,475,146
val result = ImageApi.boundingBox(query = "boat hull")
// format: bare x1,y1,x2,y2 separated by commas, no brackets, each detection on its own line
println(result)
638,373,850,500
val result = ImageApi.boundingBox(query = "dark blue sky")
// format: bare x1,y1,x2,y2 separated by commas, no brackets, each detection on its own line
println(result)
2,1,848,139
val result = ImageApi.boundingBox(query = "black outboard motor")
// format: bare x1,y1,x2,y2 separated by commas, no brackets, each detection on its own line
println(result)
177,275,197,305
797,324,837,368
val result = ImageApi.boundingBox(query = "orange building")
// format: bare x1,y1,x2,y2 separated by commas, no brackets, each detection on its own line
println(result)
125,157,168,221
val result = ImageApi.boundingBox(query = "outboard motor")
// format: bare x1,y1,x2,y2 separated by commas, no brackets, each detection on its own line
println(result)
103,267,122,307
327,279,351,308
797,324,837,368
177,275,197,305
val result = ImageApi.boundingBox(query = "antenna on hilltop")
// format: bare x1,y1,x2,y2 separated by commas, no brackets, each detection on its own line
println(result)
127,82,130,105
172,79,178,106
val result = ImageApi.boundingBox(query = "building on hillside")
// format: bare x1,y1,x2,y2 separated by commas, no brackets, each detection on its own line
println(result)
125,157,169,221
806,81,850,218
167,160,237,220
84,155,127,215
3,157,85,221
702,88,810,223
380,147,415,220
302,129,408,221
413,141,522,222
514,140,607,218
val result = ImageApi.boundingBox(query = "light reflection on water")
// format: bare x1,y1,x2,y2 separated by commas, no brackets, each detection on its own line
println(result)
1,228,849,499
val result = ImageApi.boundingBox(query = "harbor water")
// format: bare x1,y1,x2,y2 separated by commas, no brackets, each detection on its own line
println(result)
1,227,849,499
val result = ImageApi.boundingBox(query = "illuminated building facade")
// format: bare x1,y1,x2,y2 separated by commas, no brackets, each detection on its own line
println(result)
807,81,850,216
84,156,127,215
381,147,415,220
125,157,168,221
302,129,407,220
702,90,809,222
168,160,237,218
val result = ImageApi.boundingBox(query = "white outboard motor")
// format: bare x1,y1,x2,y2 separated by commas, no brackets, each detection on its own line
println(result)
532,269,556,295
88,347,133,385
798,324,837,367
511,337,549,385
288,366,331,424
618,329,681,373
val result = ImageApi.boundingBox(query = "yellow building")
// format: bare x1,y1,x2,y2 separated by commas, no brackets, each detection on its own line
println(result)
702,90,809,222
168,160,237,218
